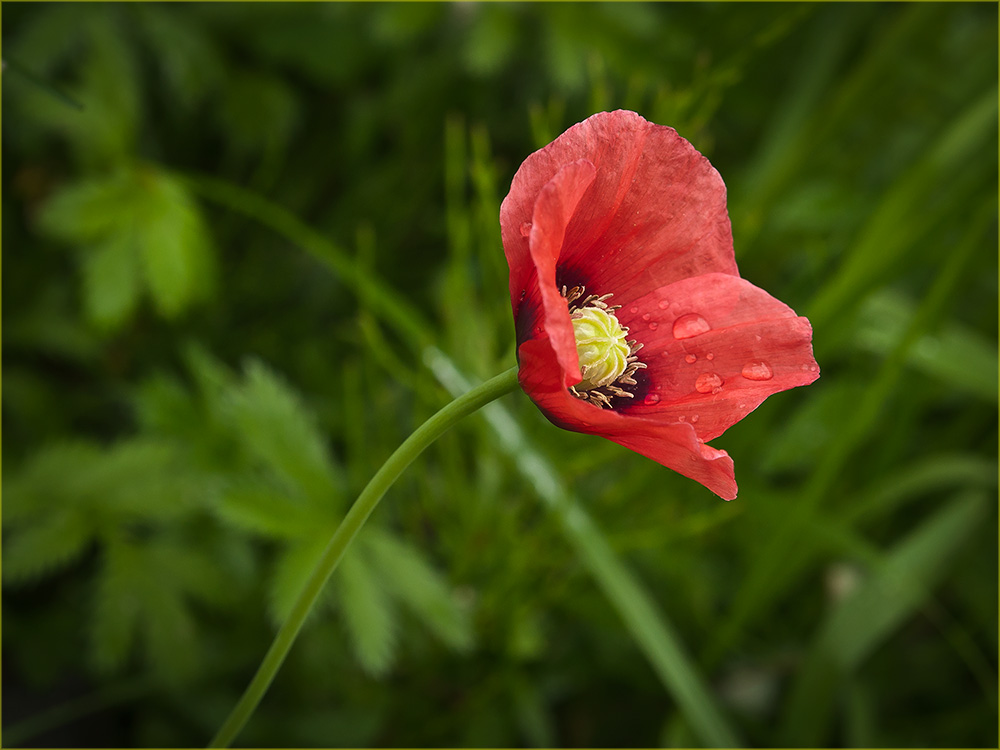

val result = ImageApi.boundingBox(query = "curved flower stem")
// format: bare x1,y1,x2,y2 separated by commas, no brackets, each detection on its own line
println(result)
209,366,521,748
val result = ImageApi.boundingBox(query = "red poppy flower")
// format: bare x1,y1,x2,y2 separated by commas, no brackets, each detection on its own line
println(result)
500,110,819,500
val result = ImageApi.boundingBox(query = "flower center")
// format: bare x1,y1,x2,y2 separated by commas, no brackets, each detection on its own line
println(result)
562,285,647,409
571,307,630,390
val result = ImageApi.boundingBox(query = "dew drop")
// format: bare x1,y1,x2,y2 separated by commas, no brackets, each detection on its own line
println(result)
642,313,651,322
672,313,711,339
706,353,714,361
519,222,532,237
648,321,658,331
685,354,697,364
630,306,639,314
694,372,723,394
658,299,670,309
690,414,699,423
741,360,773,381
678,415,686,422
643,393,661,405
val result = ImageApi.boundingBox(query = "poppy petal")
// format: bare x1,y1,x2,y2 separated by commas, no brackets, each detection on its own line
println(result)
514,347,738,499
500,110,737,307
616,273,819,441
525,159,597,388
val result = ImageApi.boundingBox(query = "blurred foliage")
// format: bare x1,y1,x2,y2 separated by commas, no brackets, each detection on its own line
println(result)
3,3,997,748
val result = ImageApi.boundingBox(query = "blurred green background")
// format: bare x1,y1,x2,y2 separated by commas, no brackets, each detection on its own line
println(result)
3,3,997,747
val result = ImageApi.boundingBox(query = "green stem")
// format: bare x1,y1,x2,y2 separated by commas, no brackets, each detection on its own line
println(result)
209,366,521,748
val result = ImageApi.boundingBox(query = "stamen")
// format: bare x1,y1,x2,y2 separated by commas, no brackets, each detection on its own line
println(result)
563,285,647,409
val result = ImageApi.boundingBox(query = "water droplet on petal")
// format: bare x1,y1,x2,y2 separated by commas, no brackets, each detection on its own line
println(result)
520,222,532,237
642,313,651,321
630,306,639,314
658,299,670,309
685,354,697,364
643,393,661,405
706,353,714,361
648,321,658,331
673,313,711,339
695,372,723,394
678,415,686,422
690,414,699,423
741,360,774,381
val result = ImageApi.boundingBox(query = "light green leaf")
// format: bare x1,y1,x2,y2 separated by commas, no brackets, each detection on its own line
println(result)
2,509,94,586
81,229,142,331
136,169,215,318
337,547,397,676
141,577,201,685
365,529,473,652
216,478,322,539
90,539,143,674
225,359,343,504
37,172,133,243
3,441,104,523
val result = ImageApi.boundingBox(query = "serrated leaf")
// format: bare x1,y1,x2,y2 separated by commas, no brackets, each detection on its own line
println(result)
86,438,200,522
226,359,343,503
145,535,241,608
365,529,473,652
337,547,397,676
77,12,141,165
2,509,95,586
36,172,133,243
90,536,206,684
90,539,143,674
133,373,200,437
182,342,238,420
81,229,142,330
216,478,322,539
135,169,215,318
3,441,104,523
141,579,200,685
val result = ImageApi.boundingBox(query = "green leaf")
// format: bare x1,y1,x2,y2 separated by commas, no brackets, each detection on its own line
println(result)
90,536,207,684
90,539,143,674
2,508,94,586
80,229,142,331
364,529,473,652
215,477,322,539
135,169,216,318
779,490,989,745
225,359,343,503
141,574,201,685
3,441,104,524
337,547,397,676
37,172,133,243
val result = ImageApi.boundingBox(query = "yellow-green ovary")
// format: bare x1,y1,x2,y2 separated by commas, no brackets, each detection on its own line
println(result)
571,307,630,390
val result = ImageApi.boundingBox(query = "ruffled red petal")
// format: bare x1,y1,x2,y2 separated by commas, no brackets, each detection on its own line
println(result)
615,274,819,442
501,110,737,316
517,333,738,500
